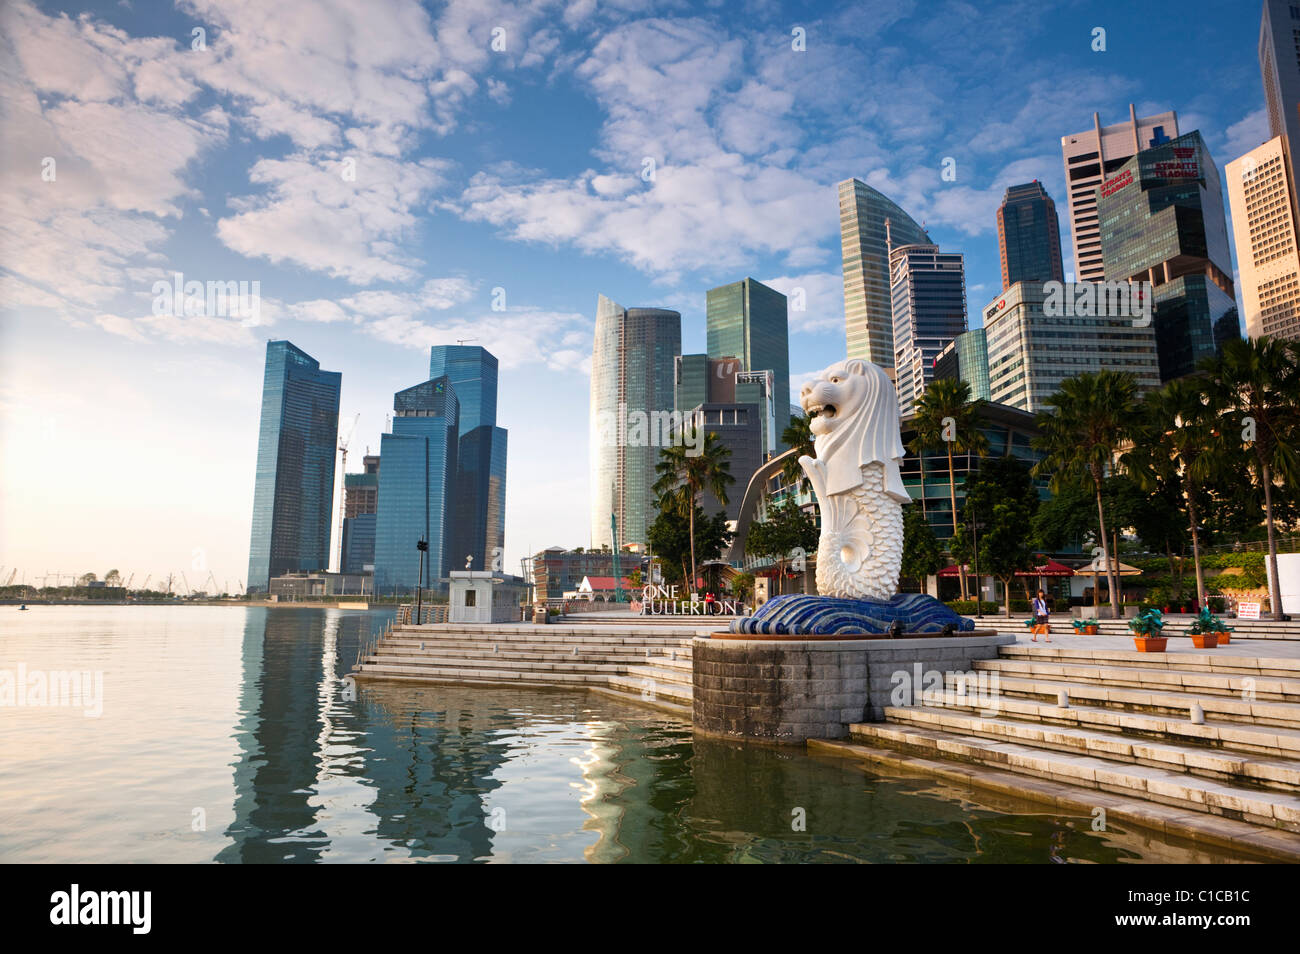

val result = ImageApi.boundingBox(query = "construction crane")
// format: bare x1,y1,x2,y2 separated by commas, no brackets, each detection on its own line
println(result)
204,571,218,597
456,337,479,346
336,412,361,572
180,572,191,597
124,572,135,590
140,574,151,592
2,569,16,587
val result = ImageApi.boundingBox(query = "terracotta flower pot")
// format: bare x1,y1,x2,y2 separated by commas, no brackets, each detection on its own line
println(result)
1215,631,1230,644
1082,625,1098,635
1190,633,1219,649
1133,636,1167,652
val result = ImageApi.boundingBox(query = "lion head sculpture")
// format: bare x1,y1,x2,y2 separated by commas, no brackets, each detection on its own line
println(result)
799,358,910,502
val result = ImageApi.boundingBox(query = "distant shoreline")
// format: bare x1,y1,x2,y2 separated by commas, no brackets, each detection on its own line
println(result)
1,599,395,610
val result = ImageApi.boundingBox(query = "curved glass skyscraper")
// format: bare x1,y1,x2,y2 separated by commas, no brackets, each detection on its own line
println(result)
838,179,930,366
589,294,681,551
246,340,341,593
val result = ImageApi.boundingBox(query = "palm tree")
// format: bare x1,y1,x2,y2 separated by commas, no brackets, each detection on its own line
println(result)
780,413,816,493
907,379,988,599
1200,336,1300,620
653,431,734,595
1032,370,1139,620
1122,377,1222,610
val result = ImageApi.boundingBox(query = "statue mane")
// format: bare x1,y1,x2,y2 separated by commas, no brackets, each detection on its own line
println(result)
816,359,910,501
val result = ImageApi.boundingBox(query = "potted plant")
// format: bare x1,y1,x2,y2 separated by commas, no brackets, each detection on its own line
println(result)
1146,587,1167,613
1071,617,1100,635
1186,606,1233,646
1128,608,1167,652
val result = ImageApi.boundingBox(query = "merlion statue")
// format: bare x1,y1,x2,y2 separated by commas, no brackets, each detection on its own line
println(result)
727,357,974,636
798,359,910,601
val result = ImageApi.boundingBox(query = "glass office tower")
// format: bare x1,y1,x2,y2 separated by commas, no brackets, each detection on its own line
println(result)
373,377,460,595
589,294,681,551
932,328,991,402
705,278,790,444
341,455,379,575
889,244,967,415
997,182,1064,289
1097,130,1239,380
429,345,508,571
838,178,931,366
246,340,341,593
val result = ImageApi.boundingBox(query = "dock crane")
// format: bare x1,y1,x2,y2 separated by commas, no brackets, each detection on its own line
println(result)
140,574,151,593
336,412,361,572
124,572,135,590
2,569,16,587
180,572,191,597
203,571,219,596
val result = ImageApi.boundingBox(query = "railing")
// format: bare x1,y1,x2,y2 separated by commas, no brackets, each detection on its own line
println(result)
1202,536,1300,555
395,603,448,624
353,618,393,670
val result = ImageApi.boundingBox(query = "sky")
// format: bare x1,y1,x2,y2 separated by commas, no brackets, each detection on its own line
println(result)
0,0,1270,593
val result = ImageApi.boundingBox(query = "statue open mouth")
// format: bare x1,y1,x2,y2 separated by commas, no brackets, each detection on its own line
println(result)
807,403,837,421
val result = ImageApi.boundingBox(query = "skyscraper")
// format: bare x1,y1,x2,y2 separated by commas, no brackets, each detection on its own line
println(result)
373,377,459,595
1260,0,1300,200
341,454,379,575
983,282,1161,412
1227,136,1300,342
932,329,991,403
705,278,790,440
997,181,1064,289
1096,130,1239,380
1061,105,1178,281
429,345,508,570
589,294,681,551
889,243,967,415
246,340,341,593
838,178,931,366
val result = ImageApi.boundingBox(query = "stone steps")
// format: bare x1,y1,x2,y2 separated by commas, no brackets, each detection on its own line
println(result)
904,689,1300,758
1046,619,1300,641
997,644,1300,678
971,658,1300,703
956,673,1300,728
845,721,1300,833
354,626,696,711
878,704,1300,793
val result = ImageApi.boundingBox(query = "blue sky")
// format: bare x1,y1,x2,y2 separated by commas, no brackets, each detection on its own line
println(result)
0,0,1269,590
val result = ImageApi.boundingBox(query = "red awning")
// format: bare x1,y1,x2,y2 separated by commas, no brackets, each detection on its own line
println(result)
1014,560,1075,578
936,564,971,577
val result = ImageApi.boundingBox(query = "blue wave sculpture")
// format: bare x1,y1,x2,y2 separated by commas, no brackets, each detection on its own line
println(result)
730,593,976,636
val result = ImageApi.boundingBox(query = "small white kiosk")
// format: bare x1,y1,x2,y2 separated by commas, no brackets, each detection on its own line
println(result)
448,570,528,623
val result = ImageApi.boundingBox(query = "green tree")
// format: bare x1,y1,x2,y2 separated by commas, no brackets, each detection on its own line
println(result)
78,572,97,586
730,571,754,604
648,502,732,592
901,506,943,593
104,569,121,587
1200,336,1300,620
1123,376,1224,608
906,378,988,599
653,431,735,595
745,497,818,595
780,413,816,494
1032,370,1138,619
961,456,1039,616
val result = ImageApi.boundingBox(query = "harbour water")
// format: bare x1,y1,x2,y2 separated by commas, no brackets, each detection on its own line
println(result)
0,606,1262,863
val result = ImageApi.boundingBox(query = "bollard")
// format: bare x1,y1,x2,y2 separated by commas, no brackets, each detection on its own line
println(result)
572,646,577,655
1190,703,1204,725
1057,688,1069,708
494,644,499,653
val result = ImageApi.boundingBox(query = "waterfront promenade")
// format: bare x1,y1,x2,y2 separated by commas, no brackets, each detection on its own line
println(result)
353,608,1300,859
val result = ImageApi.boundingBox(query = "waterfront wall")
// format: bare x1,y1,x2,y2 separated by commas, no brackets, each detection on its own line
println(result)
691,633,1014,744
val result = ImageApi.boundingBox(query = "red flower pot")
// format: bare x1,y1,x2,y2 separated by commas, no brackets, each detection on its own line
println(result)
1133,637,1167,653
1190,633,1219,649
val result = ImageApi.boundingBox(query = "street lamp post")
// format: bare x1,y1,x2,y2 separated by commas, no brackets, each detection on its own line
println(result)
415,537,428,624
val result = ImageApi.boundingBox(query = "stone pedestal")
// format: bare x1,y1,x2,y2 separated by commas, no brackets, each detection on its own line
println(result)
692,632,1013,744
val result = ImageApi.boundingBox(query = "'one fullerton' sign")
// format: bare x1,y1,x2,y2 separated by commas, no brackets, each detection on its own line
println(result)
637,584,740,615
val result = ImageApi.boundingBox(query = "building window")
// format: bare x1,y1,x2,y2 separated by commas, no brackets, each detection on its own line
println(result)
465,589,477,607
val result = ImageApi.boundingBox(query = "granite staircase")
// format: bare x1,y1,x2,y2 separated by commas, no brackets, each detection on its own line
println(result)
351,621,697,715
814,642,1300,858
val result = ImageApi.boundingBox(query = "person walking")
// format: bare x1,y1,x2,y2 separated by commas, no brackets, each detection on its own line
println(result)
1031,589,1051,642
